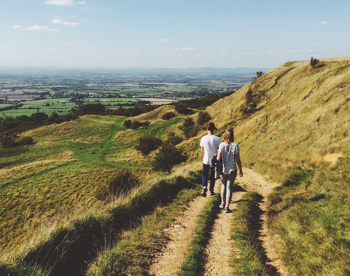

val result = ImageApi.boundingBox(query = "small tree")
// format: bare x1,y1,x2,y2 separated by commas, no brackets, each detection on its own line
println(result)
162,112,176,120
175,103,192,114
18,136,33,146
152,143,186,173
130,121,141,129
182,117,196,139
197,111,211,125
123,119,132,128
310,57,319,69
135,136,162,155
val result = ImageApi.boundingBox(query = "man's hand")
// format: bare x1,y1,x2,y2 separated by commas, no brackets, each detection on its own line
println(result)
240,171,243,177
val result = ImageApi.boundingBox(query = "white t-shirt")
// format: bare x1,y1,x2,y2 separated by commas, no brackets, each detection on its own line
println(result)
200,134,221,165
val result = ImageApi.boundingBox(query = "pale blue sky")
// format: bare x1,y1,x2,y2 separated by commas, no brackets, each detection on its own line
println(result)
1,0,349,68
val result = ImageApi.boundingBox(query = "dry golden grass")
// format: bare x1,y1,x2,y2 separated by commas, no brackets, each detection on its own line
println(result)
204,58,350,180
132,105,176,121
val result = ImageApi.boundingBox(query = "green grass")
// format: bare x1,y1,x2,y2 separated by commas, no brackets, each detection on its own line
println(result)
231,192,268,276
284,61,296,67
177,193,220,276
86,187,200,276
267,151,350,275
1,172,201,276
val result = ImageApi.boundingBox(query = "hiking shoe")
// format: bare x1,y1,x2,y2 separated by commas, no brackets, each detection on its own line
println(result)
209,191,216,196
219,202,225,209
201,187,207,197
225,207,231,213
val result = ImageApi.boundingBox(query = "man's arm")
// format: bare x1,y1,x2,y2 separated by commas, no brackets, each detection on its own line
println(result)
201,146,204,153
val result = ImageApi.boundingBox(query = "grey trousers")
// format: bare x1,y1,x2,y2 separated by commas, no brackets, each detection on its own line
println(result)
220,171,237,202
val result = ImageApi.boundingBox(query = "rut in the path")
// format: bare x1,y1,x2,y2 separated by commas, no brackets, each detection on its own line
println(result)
148,195,209,276
237,169,292,276
203,183,244,276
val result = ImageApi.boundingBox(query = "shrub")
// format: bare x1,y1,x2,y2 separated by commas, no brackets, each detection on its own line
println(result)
76,103,106,116
196,111,211,125
0,136,18,148
135,136,162,155
130,121,141,130
162,112,176,120
123,119,132,128
240,88,258,115
165,136,183,146
152,143,186,173
310,57,319,69
18,136,33,146
96,169,140,200
182,117,198,139
175,103,192,114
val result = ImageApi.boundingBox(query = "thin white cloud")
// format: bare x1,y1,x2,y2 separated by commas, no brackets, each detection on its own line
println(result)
52,19,80,27
113,49,140,55
175,47,196,51
25,25,58,31
12,25,23,29
125,49,140,53
156,39,176,43
45,0,85,6
319,21,330,25
240,26,245,29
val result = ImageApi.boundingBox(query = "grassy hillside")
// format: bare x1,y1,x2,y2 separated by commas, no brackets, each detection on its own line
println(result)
1,56,350,275
205,57,350,275
207,57,350,179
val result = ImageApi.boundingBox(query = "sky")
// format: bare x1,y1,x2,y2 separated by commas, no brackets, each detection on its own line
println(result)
1,0,350,68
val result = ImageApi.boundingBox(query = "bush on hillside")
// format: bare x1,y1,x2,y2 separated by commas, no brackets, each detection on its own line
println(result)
123,119,132,128
240,88,258,115
96,169,140,200
196,111,211,125
76,103,106,116
135,136,162,155
182,117,199,139
310,57,319,69
152,143,186,173
165,135,183,146
175,103,192,115
18,136,33,146
162,112,176,120
0,136,19,148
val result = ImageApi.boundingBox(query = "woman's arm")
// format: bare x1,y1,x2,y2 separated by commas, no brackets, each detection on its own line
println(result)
217,151,222,161
235,152,243,177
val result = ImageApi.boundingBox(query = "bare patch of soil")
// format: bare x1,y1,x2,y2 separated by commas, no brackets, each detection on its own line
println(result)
203,180,244,276
148,195,208,276
238,169,293,276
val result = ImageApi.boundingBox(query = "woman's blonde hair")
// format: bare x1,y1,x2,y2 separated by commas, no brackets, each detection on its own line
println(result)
224,128,234,143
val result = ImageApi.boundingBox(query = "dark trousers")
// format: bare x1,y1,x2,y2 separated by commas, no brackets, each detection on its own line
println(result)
202,164,215,192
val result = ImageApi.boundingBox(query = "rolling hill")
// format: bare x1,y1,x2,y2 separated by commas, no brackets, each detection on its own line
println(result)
1,56,350,275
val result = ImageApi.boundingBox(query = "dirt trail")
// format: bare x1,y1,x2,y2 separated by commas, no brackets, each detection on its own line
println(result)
238,168,292,276
149,168,291,276
148,195,209,276
203,182,244,275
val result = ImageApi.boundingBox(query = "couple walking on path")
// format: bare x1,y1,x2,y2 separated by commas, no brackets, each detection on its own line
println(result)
200,122,243,213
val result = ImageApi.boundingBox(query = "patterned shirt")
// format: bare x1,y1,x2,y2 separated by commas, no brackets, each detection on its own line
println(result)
218,142,240,174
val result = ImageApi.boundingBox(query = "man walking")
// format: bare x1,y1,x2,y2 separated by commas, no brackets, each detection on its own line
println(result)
200,122,220,197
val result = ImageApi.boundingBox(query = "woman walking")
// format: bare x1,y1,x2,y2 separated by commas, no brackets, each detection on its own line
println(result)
217,129,243,213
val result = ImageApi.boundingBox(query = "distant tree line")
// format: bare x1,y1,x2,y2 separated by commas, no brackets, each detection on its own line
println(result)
0,112,79,148
176,91,234,110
